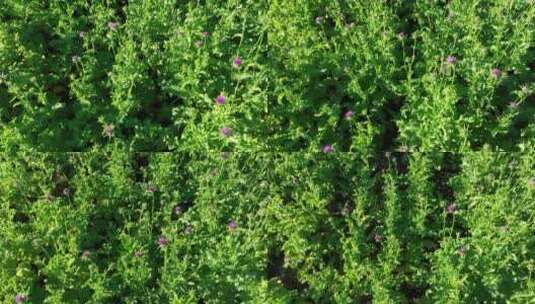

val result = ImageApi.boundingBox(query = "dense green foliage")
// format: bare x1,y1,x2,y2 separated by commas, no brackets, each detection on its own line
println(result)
1,0,534,151
1,0,535,303
1,149,535,303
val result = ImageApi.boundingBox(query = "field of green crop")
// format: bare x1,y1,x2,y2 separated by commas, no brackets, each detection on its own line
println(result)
1,0,534,303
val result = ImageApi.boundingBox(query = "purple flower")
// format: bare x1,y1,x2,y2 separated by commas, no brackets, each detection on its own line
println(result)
457,245,467,256
157,236,168,247
227,220,237,230
219,126,232,137
15,295,27,304
107,21,119,31
103,124,114,138
71,55,81,63
233,56,242,68
398,31,406,39
373,233,382,243
446,203,457,214
81,250,90,260
528,177,535,188
344,110,354,120
146,184,157,193
446,55,457,64
215,94,226,105
184,225,193,235
202,31,209,37
79,31,85,38
174,206,182,216
322,144,334,153
491,68,501,79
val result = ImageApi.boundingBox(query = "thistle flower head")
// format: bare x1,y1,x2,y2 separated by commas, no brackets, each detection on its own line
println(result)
322,144,334,153
107,21,119,31
528,177,535,188
227,220,237,230
219,126,232,137
374,233,382,242
103,124,114,138
458,245,467,256
215,94,226,105
447,203,457,214
81,250,90,260
15,295,27,304
491,68,501,79
157,236,168,247
184,225,193,235
233,56,242,68
146,184,157,193
344,110,354,119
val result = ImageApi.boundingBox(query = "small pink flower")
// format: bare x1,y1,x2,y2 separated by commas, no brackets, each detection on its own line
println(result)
103,124,114,138
233,56,242,68
446,203,457,214
219,126,232,137
215,94,226,105
322,144,334,153
146,184,157,193
344,110,354,120
228,220,237,230
398,31,406,39
81,250,90,260
184,225,193,235
374,233,382,242
446,55,457,64
202,31,209,37
107,21,119,31
528,177,535,188
491,68,501,79
457,245,467,256
157,236,168,247
15,295,27,304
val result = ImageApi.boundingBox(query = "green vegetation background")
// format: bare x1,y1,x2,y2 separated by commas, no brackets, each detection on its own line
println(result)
0,0,533,151
1,0,535,303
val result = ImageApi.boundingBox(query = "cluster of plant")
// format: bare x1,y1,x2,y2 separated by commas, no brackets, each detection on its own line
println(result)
0,0,533,151
1,0,535,303
1,148,534,303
